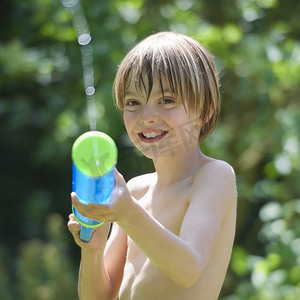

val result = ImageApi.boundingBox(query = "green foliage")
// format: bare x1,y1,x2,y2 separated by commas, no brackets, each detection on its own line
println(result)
17,214,78,300
0,214,78,299
223,199,300,299
0,0,299,298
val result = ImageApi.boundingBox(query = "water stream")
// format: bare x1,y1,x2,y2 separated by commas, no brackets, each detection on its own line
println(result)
61,0,97,132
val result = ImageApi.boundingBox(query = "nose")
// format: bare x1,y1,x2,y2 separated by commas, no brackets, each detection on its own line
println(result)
139,104,158,125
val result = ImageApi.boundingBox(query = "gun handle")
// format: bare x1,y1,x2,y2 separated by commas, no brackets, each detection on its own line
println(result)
79,225,93,242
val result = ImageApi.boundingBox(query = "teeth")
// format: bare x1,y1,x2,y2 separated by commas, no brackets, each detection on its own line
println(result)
143,132,165,138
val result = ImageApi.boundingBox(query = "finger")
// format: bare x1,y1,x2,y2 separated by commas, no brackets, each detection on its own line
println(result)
93,222,110,234
114,168,124,182
68,214,78,226
71,192,78,203
71,193,90,216
67,213,79,225
114,169,127,188
72,193,108,223
67,218,81,235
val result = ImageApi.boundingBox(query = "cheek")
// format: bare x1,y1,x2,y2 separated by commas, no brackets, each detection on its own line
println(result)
123,113,139,137
123,112,134,127
166,110,192,129
169,112,200,142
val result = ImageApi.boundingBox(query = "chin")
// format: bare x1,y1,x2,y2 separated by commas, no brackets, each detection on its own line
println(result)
137,145,160,160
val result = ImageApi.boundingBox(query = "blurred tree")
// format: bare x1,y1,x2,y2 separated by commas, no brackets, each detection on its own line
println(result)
0,0,299,298
17,214,78,300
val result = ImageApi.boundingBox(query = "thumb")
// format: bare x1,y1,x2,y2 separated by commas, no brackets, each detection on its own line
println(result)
114,168,127,187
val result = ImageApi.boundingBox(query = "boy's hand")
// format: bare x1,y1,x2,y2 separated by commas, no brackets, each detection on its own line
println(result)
71,169,135,226
67,213,110,251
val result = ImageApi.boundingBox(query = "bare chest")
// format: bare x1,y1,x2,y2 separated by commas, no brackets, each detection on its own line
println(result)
140,186,190,234
119,186,191,299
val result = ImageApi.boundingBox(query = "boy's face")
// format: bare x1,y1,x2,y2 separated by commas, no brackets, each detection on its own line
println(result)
122,76,201,160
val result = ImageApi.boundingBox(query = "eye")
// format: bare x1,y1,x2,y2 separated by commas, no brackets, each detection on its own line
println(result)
124,99,140,111
126,100,140,106
159,97,176,106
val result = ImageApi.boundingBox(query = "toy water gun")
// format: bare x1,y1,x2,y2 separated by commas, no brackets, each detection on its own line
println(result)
72,131,117,242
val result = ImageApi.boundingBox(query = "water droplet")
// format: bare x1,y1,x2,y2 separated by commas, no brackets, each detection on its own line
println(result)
61,0,79,8
78,33,91,46
86,86,95,96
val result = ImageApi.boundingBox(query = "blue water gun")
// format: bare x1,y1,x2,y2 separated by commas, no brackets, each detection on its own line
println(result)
72,131,117,242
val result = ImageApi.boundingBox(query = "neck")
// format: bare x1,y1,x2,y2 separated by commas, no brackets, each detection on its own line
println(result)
152,147,207,188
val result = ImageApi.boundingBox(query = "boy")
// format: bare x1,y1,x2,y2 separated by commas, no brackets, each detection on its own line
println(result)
68,31,237,300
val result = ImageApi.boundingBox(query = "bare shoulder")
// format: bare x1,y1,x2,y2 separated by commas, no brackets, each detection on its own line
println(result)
127,172,157,200
192,159,237,206
199,159,236,178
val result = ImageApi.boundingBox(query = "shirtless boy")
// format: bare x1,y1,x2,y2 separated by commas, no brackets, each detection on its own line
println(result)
68,31,237,300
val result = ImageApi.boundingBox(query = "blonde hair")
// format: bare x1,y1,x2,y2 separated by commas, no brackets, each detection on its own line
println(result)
113,31,220,143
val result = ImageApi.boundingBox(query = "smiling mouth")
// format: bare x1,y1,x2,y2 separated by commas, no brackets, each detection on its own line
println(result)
138,130,168,143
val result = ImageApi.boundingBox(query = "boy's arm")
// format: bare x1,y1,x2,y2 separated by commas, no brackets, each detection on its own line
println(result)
117,160,236,288
103,223,127,296
68,214,127,300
